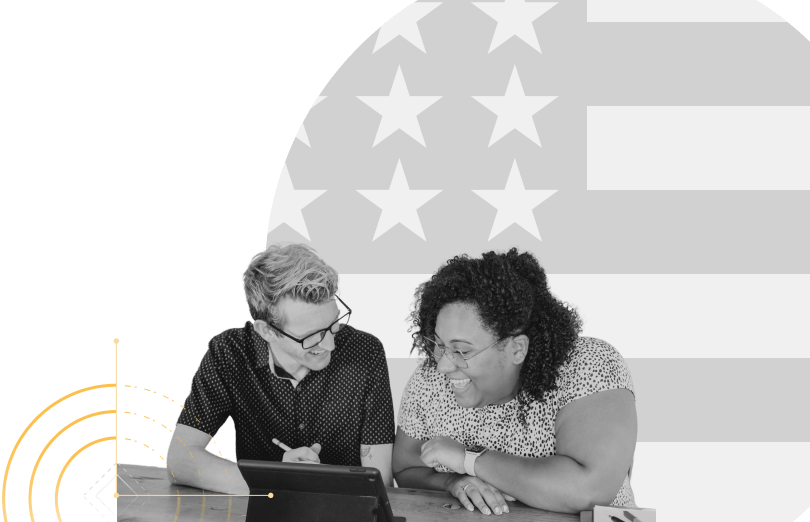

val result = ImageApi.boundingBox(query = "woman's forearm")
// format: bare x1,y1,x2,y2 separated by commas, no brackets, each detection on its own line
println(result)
394,466,454,491
473,451,612,513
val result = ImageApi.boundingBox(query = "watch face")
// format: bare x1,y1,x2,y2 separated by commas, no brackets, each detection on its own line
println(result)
466,445,486,454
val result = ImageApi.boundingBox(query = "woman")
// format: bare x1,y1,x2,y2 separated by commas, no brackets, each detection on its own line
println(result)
393,248,637,515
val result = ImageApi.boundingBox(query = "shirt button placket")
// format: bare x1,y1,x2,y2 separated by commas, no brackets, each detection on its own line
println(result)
294,381,305,444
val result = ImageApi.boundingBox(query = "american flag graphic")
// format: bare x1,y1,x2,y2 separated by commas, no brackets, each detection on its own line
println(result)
265,1,810,520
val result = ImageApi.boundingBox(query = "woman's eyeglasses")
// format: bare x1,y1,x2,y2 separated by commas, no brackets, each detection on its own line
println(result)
422,335,508,369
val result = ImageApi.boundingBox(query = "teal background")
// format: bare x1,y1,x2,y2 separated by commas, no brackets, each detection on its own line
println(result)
0,0,810,521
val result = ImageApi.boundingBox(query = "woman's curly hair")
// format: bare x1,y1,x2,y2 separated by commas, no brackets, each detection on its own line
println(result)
409,248,582,423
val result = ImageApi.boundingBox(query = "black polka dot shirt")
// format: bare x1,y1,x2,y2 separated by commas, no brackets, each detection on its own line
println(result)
177,322,396,466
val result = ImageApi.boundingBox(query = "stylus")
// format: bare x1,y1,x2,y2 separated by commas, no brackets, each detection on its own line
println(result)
272,438,293,452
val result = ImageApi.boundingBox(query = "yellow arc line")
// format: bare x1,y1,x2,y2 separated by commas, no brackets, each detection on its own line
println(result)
2,384,114,522
55,437,115,522
28,410,115,522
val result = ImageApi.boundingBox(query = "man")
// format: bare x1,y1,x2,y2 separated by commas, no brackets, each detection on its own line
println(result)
166,243,395,493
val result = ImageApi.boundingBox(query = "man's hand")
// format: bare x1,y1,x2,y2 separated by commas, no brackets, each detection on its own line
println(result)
282,443,322,464
445,474,516,516
420,436,465,473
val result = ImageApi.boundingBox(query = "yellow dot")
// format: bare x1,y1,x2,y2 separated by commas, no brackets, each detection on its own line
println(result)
268,492,274,498
114,338,119,344
113,492,119,498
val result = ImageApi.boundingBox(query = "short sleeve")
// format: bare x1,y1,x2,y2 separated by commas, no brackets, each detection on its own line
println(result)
558,338,635,409
397,364,431,440
177,337,233,436
359,340,396,445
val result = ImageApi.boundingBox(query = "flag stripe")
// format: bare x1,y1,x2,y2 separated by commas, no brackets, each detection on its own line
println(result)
579,23,810,105
268,190,810,274
587,106,810,190
628,359,810,441
633,443,810,521
388,358,810,436
342,274,810,359
587,0,785,23
386,358,810,441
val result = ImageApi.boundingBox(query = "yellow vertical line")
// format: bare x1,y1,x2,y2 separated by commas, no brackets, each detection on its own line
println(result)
173,495,181,522
115,338,118,496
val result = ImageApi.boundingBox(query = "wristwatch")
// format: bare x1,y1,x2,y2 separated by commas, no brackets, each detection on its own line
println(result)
464,445,488,476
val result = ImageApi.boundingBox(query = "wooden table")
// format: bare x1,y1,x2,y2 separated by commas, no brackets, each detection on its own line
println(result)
117,464,578,522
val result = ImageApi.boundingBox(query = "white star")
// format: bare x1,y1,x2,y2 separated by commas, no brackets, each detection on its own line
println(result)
357,67,441,147
473,66,556,147
267,164,326,241
472,160,556,241
295,96,327,147
373,2,442,53
357,159,441,241
473,0,557,53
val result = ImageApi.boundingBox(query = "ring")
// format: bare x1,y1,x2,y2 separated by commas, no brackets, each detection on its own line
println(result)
462,484,473,492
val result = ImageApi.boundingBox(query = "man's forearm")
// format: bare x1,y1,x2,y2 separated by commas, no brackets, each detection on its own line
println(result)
166,447,249,494
393,466,453,491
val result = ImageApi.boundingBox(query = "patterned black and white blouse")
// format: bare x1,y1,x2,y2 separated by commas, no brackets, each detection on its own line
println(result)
398,336,636,506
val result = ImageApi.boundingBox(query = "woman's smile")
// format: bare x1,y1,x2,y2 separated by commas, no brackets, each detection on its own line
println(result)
448,377,471,392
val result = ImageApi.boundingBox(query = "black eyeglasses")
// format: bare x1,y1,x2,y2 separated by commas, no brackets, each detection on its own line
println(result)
269,295,352,350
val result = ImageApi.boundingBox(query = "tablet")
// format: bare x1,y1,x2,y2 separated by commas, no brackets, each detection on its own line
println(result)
238,459,405,522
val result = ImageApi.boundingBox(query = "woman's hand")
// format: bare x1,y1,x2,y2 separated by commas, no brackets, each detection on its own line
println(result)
445,474,515,516
282,443,321,464
420,436,465,473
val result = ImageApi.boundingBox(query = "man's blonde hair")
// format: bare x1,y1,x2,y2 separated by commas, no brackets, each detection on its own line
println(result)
243,243,338,328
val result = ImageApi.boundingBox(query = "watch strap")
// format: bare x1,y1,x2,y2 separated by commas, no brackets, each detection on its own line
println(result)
464,448,486,476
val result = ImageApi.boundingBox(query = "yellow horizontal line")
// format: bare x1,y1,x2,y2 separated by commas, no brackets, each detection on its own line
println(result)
117,494,273,497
